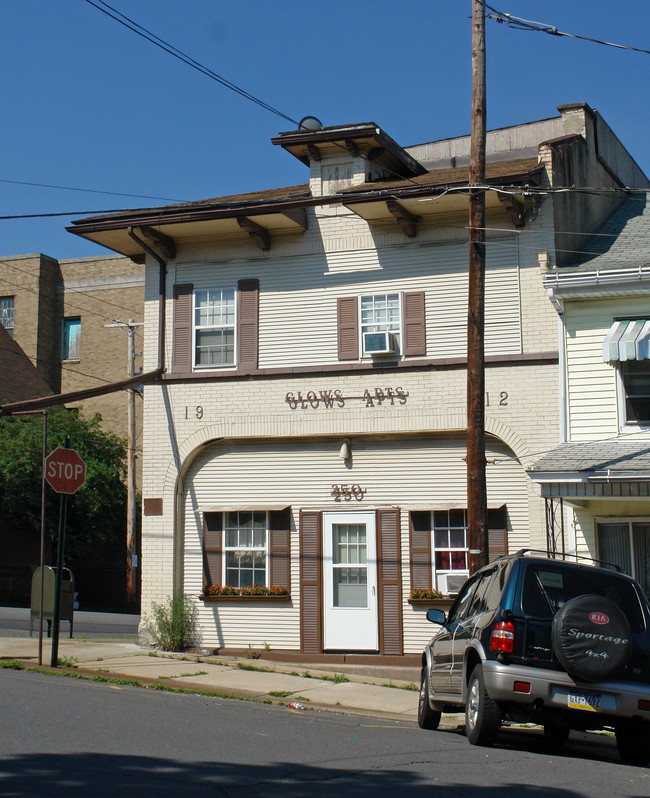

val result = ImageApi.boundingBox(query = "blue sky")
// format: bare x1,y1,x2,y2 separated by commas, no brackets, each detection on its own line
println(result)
2,1,649,259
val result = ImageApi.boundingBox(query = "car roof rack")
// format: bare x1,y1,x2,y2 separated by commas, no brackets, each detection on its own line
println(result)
513,549,622,573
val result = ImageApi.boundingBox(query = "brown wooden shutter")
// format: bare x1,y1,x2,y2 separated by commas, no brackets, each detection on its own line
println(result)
488,506,508,561
337,297,359,360
237,278,259,371
299,511,322,653
409,511,432,591
402,291,426,356
269,507,290,589
172,283,193,373
377,509,403,655
203,512,222,587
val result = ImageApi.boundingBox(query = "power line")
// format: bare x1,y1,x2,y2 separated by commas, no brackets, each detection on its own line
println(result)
83,0,299,126
0,178,184,203
2,184,649,223
0,260,146,324
480,2,650,55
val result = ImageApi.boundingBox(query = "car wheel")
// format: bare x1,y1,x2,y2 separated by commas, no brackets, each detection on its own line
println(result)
615,720,650,766
418,667,442,730
465,664,501,746
551,594,632,682
543,719,570,748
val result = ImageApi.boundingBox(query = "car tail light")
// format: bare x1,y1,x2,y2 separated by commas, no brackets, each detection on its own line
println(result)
638,699,650,712
514,681,531,694
490,620,515,653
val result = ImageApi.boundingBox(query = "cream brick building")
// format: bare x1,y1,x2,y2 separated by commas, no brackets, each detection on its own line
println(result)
67,102,645,658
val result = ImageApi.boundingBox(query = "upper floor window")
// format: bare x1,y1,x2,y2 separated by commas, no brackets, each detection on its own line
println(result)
337,291,426,361
194,288,236,368
62,318,81,360
620,360,650,426
0,296,14,337
360,293,401,356
603,318,650,428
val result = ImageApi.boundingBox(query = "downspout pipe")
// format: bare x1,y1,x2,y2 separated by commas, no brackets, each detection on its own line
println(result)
128,226,167,373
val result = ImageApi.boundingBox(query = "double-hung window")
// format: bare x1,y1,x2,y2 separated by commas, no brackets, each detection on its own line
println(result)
194,288,236,367
620,361,650,426
0,296,14,337
224,511,268,587
410,507,508,596
602,319,650,427
433,509,469,593
360,293,401,355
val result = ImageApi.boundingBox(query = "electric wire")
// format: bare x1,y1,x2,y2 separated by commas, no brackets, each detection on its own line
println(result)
479,1,650,55
0,258,147,321
83,0,299,126
0,178,184,203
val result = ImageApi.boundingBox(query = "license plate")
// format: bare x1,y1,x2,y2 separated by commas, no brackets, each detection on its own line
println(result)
568,691,602,711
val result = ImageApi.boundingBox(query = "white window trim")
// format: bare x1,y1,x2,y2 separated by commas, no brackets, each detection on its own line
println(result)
222,511,270,587
429,509,470,593
358,291,402,358
192,287,237,370
616,363,650,432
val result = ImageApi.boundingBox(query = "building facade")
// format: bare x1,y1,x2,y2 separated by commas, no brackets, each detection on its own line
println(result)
68,102,645,656
529,195,650,596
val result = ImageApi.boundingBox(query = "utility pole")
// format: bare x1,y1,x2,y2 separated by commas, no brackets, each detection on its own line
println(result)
467,0,488,575
106,319,143,609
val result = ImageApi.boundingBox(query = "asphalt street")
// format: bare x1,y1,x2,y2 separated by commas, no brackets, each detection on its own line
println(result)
2,668,648,798
0,605,139,639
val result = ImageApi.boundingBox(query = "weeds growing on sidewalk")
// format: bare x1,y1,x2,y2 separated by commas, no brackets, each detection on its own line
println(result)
143,594,198,652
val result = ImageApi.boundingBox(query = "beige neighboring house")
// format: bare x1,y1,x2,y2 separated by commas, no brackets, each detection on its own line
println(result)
0,253,145,477
529,195,650,595
66,102,647,659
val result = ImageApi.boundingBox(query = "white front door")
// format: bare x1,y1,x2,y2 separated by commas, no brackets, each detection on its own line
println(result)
323,512,378,651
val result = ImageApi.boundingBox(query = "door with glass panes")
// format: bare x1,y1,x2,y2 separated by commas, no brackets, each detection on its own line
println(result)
323,512,378,650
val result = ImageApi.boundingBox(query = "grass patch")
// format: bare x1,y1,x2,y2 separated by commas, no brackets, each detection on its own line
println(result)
269,690,293,698
0,660,24,670
320,673,349,684
381,681,418,691
236,662,274,673
57,656,78,668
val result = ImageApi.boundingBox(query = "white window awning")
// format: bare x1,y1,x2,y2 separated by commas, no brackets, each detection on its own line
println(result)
602,319,650,363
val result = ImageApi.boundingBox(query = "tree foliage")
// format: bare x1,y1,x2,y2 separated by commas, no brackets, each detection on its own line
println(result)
0,407,128,563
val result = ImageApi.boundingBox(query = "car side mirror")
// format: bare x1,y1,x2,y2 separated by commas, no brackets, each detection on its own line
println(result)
426,608,446,625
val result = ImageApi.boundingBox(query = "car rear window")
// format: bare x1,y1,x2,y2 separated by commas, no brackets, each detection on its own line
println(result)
521,563,646,633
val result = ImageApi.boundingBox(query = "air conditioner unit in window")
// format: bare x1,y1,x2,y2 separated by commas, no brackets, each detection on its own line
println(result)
440,573,469,595
363,331,396,355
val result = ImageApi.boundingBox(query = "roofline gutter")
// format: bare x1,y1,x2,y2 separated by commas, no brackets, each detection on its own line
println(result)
544,265,650,294
127,226,166,374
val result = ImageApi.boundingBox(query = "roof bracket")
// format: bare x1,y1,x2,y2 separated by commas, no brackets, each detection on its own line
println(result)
386,199,419,238
307,144,321,162
282,207,308,230
139,225,176,259
238,217,271,250
498,193,539,228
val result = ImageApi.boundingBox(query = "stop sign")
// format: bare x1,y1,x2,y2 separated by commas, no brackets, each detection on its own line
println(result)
45,448,86,494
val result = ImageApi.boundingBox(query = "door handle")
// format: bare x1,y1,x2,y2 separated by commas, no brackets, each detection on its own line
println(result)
372,586,376,596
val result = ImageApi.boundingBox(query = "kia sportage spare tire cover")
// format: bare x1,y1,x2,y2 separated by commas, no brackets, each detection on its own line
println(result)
551,594,632,682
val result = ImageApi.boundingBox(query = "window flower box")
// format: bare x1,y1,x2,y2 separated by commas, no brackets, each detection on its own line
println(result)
200,585,291,602
408,589,454,608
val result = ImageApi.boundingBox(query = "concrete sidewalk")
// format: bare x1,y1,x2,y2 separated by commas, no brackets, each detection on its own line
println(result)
0,633,463,729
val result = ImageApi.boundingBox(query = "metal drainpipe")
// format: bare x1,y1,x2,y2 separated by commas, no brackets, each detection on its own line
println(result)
127,226,167,373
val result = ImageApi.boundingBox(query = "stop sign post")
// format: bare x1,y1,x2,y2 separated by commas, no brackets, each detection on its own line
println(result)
45,443,86,667
45,448,86,494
